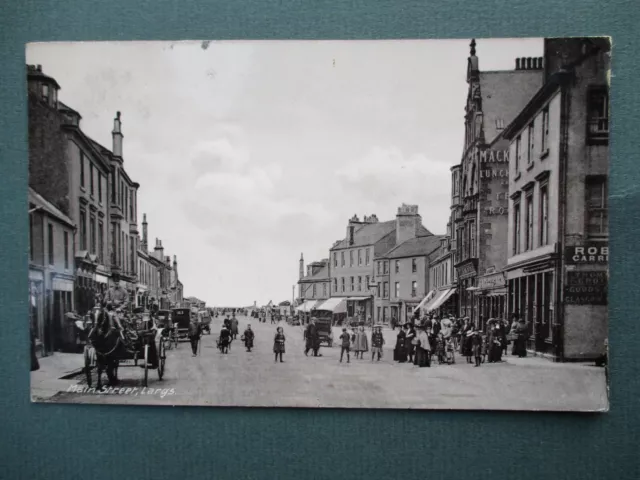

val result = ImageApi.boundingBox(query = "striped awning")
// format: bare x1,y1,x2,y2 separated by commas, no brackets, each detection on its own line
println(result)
314,297,347,313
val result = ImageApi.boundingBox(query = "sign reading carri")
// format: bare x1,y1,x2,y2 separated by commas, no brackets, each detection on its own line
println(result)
565,244,609,264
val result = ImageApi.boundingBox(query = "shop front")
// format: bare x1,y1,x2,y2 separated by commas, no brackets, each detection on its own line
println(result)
29,268,46,357
477,271,508,331
346,296,372,324
51,274,75,352
456,261,478,322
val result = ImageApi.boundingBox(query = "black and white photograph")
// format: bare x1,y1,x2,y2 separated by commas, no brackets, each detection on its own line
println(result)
27,37,610,411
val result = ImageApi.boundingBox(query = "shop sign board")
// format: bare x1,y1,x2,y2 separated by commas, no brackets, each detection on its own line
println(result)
564,270,607,305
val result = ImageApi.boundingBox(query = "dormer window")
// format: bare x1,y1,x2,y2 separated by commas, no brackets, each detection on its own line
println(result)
42,84,49,102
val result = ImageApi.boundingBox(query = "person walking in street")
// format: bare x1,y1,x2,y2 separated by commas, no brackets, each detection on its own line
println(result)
513,316,528,357
230,313,239,340
218,324,231,354
273,326,286,363
461,317,473,362
188,317,202,356
242,324,255,352
224,314,232,331
405,323,416,364
353,325,369,359
472,330,483,367
394,324,407,362
307,317,321,357
391,316,397,331
339,327,351,363
416,324,431,367
370,325,385,362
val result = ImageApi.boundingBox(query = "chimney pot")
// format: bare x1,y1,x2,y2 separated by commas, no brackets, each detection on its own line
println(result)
516,58,520,69
37,64,42,72
527,57,532,69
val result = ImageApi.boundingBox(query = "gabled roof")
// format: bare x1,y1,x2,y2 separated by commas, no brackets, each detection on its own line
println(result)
29,187,74,228
479,70,544,145
331,220,433,250
299,263,330,282
384,235,444,260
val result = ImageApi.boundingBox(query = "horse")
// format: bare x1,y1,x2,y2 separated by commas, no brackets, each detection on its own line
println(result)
87,307,129,390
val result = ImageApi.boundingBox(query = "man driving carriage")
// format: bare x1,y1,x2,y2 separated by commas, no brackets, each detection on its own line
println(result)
103,273,129,336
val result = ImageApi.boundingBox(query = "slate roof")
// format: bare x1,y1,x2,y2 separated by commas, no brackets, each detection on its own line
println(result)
299,263,330,282
384,235,444,260
331,220,433,250
479,70,544,145
29,187,74,227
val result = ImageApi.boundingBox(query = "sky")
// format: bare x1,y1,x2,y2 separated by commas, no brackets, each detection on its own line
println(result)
26,38,542,307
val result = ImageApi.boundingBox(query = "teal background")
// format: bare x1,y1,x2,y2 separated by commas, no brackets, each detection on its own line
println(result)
1,1,638,478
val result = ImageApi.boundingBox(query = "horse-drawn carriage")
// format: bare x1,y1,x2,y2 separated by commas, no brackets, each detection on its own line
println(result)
84,307,169,389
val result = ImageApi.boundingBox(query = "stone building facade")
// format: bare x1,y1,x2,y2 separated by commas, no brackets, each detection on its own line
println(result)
503,37,610,360
297,255,331,302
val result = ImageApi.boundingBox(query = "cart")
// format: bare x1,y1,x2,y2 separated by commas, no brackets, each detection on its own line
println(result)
84,310,168,389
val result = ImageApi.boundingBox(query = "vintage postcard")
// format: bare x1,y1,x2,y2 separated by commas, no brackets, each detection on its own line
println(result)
28,38,610,411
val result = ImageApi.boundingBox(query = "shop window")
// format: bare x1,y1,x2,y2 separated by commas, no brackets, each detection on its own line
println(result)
586,176,608,237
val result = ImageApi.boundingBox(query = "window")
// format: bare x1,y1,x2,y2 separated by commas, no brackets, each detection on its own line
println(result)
383,282,389,298
541,107,549,153
333,253,337,267
586,176,608,236
365,276,369,290
42,84,49,101
350,250,354,266
129,191,134,220
527,122,535,165
98,173,102,203
80,208,87,251
525,194,534,250
365,248,370,265
377,261,381,275
350,276,354,292
333,278,337,292
341,277,345,293
513,201,521,255
341,252,345,267
90,215,96,255
470,221,476,258
383,261,388,274
358,249,362,265
98,220,104,263
411,281,417,297
323,283,327,297
515,135,522,173
395,260,399,274
312,284,316,298
587,88,609,142
394,282,399,298
539,184,549,245
111,224,117,266
131,237,135,273
496,118,505,130
48,223,54,265
358,276,362,291
80,152,85,187
64,231,69,269
111,174,116,203
412,258,417,273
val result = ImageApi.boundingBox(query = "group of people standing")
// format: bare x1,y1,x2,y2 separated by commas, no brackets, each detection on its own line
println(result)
337,325,385,363
392,313,531,368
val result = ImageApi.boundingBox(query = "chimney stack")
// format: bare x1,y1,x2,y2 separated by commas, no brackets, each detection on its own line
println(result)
515,58,521,70
299,253,304,280
141,213,148,251
154,238,164,261
395,204,421,246
112,111,123,158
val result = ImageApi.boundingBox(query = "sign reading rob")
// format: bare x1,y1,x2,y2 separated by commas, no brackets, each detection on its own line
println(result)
565,243,609,264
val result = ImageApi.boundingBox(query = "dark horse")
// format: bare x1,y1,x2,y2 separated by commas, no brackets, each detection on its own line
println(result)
87,307,129,390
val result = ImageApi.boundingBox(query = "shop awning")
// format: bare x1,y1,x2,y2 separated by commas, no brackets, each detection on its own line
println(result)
428,287,457,311
346,296,369,301
95,273,109,284
296,300,321,312
315,297,347,313
413,290,437,313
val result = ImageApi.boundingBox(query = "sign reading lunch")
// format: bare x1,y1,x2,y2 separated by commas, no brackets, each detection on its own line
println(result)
478,148,509,216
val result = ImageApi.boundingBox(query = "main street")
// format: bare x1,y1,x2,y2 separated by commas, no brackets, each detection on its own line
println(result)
40,314,608,411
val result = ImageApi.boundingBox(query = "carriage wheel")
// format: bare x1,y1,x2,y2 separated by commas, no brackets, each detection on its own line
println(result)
84,346,93,388
143,344,149,387
158,339,166,380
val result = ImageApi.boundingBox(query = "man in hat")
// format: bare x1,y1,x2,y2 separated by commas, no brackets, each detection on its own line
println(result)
103,273,129,334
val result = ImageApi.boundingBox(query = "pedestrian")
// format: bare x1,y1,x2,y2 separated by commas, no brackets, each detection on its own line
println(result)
230,312,239,340
405,323,416,364
218,324,231,354
188,317,202,356
461,317,473,362
242,324,255,352
394,324,407,362
353,325,369,359
273,326,286,363
472,330,483,367
224,314,231,331
310,317,322,356
370,325,385,362
339,327,351,363
416,325,431,367
514,316,528,358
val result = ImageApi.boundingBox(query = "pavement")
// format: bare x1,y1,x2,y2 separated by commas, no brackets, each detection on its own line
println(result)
32,315,609,411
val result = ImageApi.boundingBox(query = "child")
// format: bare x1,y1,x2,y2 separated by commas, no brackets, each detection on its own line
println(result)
472,331,483,367
273,326,285,362
370,325,385,362
339,327,351,363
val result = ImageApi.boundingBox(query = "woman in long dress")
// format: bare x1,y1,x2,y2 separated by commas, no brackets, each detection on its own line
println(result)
353,326,369,359
394,326,407,362
273,326,286,363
